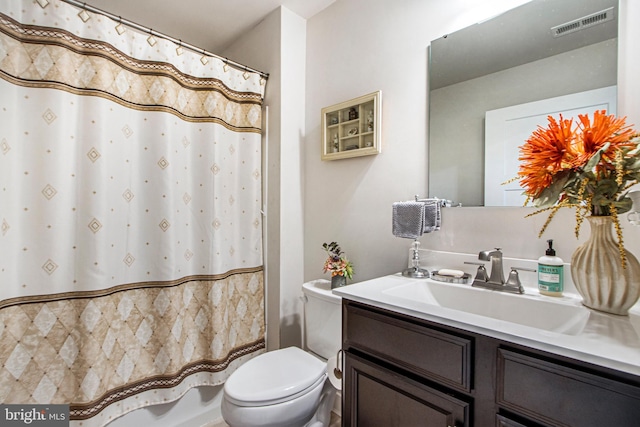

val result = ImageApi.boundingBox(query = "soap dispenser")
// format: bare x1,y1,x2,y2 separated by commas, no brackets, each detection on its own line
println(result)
538,239,564,297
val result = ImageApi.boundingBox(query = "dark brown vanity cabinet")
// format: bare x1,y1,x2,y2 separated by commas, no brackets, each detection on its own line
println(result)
342,300,640,426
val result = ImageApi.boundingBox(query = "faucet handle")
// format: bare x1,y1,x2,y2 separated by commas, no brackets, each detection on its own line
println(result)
464,261,489,282
505,267,536,293
510,266,536,273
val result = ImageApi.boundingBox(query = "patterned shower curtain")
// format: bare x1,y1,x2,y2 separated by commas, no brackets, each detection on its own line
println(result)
0,1,266,425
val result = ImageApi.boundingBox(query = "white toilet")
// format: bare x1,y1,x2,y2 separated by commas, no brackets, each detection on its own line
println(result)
221,279,342,427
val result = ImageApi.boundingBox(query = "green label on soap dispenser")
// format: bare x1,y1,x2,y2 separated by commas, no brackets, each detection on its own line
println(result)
538,264,564,293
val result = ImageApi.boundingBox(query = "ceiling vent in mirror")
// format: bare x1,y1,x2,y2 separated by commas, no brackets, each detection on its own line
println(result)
551,6,615,37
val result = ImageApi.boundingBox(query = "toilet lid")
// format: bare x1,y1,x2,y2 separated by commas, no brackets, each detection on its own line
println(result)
224,347,326,405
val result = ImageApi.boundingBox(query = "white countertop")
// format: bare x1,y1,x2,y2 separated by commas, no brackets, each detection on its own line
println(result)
334,273,640,377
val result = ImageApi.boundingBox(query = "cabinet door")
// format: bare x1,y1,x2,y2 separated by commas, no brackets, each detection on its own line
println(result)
344,352,469,427
497,348,640,426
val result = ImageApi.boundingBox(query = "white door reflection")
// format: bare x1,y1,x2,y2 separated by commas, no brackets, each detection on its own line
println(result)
484,85,617,206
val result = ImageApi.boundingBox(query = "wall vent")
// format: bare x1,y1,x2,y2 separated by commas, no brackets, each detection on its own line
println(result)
551,7,615,37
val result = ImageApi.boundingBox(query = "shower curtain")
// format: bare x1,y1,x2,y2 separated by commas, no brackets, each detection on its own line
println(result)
0,1,266,425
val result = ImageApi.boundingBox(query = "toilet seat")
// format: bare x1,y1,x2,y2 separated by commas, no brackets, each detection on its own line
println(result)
224,347,326,407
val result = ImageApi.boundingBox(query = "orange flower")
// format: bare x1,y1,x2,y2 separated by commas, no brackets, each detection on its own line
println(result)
518,115,577,198
518,111,636,198
572,110,635,170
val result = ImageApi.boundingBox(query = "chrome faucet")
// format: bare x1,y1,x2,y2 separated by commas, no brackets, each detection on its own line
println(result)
464,248,531,294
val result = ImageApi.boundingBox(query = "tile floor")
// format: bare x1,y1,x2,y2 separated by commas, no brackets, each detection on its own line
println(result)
206,411,341,427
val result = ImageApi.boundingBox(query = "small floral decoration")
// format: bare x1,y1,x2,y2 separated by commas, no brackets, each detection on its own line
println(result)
322,241,354,279
516,110,640,267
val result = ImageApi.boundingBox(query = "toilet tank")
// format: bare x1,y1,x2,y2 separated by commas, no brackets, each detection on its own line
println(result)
302,279,342,360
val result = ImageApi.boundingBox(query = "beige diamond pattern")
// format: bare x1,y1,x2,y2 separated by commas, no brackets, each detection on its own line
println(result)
5,343,30,379
41,184,57,200
159,218,170,232
115,23,126,36
154,346,171,373
42,259,58,275
123,253,135,267
101,328,116,357
148,79,164,103
81,368,100,400
153,290,170,316
32,374,57,404
77,9,91,23
59,336,79,368
33,47,53,78
77,57,97,88
87,147,101,163
158,157,169,169
0,29,262,130
0,273,264,406
122,189,134,202
88,218,102,233
42,108,56,124
33,305,57,336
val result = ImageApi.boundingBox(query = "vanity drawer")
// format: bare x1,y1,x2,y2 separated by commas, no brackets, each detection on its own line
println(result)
344,302,472,392
497,348,640,426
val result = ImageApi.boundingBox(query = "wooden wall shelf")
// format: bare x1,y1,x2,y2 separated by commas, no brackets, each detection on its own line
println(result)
321,91,381,160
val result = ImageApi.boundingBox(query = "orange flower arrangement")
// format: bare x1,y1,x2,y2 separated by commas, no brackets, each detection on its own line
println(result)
517,110,640,265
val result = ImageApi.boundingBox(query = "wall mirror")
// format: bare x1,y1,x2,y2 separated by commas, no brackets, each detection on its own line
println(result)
428,0,619,207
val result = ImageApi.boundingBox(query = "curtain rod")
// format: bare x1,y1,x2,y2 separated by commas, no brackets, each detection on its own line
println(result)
58,0,269,79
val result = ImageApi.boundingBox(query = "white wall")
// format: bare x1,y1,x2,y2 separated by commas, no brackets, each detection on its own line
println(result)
224,7,307,349
276,8,307,349
305,0,431,284
304,0,640,286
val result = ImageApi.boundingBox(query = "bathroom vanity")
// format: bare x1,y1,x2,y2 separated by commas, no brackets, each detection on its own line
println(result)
334,274,640,427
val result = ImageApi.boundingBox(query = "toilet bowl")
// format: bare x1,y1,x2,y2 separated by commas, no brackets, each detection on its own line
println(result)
221,347,335,427
221,280,341,427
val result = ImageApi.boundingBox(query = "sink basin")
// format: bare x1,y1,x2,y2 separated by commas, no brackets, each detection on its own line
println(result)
383,280,590,335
